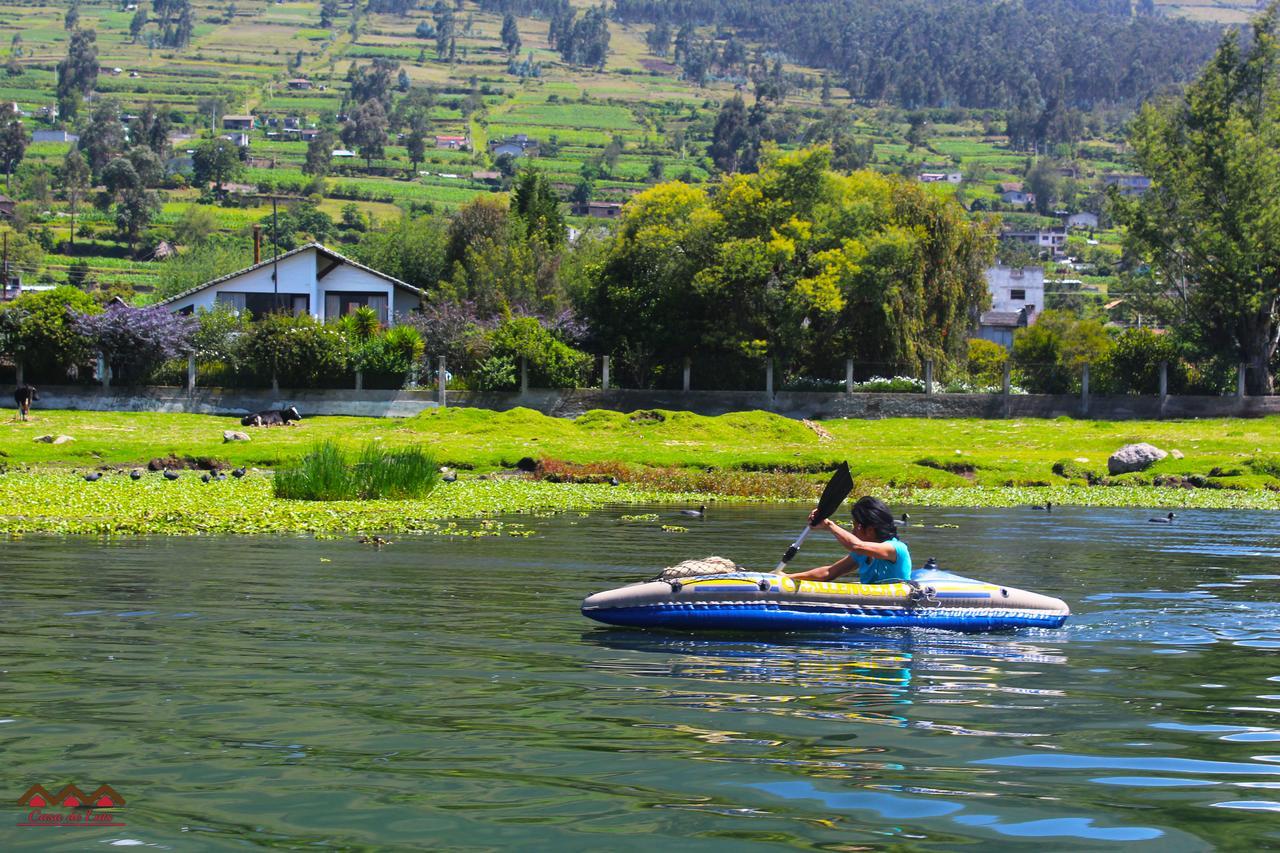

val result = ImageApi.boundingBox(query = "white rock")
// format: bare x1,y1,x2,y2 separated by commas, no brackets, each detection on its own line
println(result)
1108,443,1168,475
223,430,251,442
1170,449,1184,459
1075,457,1089,463
33,434,74,444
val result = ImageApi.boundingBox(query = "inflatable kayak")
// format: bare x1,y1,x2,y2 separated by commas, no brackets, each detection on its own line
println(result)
581,565,1070,633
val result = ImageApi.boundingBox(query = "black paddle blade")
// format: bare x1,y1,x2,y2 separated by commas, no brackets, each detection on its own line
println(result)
811,462,853,526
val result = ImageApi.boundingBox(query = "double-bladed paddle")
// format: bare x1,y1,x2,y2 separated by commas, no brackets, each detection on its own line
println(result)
772,461,853,574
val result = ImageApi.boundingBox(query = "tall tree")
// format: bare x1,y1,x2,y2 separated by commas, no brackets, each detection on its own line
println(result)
303,127,335,176
0,103,26,191
405,127,426,174
64,0,80,31
55,28,98,120
78,99,126,176
192,137,243,195
344,99,387,168
130,6,148,42
501,13,521,54
1117,4,1280,394
511,169,566,248
63,148,90,248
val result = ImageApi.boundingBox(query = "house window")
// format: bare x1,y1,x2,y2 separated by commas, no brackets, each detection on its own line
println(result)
217,292,309,317
1010,289,1026,301
325,292,388,324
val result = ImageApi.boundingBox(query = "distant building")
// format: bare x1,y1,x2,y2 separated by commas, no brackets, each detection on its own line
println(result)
571,200,623,219
298,128,321,141
283,116,301,130
984,265,1044,314
221,132,251,148
472,170,501,183
0,193,16,219
919,170,962,184
489,133,539,158
157,243,425,325
222,115,255,131
434,135,469,150
286,78,312,90
32,129,78,143
332,149,356,158
0,272,21,301
1001,225,1067,258
1065,211,1099,230
977,307,1034,349
1102,173,1151,197
998,182,1035,206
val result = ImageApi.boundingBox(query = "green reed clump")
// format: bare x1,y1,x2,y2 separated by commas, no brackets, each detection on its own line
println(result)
274,441,440,501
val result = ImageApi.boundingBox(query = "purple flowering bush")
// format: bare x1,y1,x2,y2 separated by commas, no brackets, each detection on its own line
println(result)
72,303,196,383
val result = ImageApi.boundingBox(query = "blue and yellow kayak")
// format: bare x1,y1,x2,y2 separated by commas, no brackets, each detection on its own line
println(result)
581,567,1070,633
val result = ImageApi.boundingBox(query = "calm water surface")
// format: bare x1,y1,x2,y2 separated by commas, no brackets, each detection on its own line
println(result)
1,505,1279,851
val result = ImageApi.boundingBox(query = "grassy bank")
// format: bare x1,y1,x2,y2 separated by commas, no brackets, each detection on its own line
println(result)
0,407,1277,535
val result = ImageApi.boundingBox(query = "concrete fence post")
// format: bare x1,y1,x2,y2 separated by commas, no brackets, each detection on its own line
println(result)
187,354,196,393
601,355,610,391
271,374,279,395
355,369,363,391
1238,363,1247,398
924,359,934,396
1081,363,1091,416
766,358,774,396
520,357,528,394
1158,360,1168,417
682,357,691,392
1002,361,1011,419
98,353,109,390
438,356,447,407
845,358,853,394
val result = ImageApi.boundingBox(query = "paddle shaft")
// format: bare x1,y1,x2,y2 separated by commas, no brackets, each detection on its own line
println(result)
773,524,818,572
773,461,853,574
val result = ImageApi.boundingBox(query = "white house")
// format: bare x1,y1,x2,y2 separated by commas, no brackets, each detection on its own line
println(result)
159,243,424,324
984,264,1044,314
1065,211,1099,230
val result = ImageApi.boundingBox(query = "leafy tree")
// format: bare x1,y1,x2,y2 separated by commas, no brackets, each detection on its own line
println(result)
320,0,339,28
78,99,126,176
1116,4,1280,394
0,102,26,190
965,337,1008,387
65,0,80,32
63,149,90,248
489,315,590,388
1011,309,1111,393
192,137,243,195
261,199,334,250
172,204,219,246
130,102,171,158
708,95,754,174
510,169,566,248
1024,159,1060,216
130,7,148,42
128,146,165,188
646,21,671,56
501,13,522,53
405,127,426,173
56,28,98,120
303,126,335,177
343,99,387,168
1095,327,1188,395
72,303,196,382
584,146,996,387
0,285,100,378
241,312,349,386
115,186,160,254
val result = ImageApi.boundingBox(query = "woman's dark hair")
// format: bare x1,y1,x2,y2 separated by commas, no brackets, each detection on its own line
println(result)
850,496,897,541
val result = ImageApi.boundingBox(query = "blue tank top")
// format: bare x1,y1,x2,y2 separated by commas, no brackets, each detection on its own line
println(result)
851,538,912,583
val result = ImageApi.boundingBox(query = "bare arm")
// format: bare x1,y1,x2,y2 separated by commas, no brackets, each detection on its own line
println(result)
788,554,858,582
808,513,899,561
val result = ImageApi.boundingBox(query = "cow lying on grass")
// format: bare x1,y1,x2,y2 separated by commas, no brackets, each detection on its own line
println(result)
241,406,302,427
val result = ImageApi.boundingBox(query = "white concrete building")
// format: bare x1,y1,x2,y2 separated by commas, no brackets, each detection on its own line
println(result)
984,265,1044,314
159,243,424,324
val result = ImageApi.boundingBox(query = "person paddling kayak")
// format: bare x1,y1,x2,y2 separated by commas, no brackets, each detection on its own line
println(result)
787,496,912,584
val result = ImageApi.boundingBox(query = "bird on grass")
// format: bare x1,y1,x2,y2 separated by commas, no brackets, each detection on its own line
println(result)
200,473,211,483
163,469,180,481
214,471,227,481
679,505,707,518
232,467,247,479
441,468,457,483
83,472,101,482
609,476,620,486
1149,512,1176,524
129,469,143,481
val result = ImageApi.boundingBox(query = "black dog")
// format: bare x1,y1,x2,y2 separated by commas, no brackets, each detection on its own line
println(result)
14,385,37,421
241,406,302,427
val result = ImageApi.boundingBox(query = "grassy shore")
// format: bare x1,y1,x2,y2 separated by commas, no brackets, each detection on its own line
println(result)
0,407,1277,535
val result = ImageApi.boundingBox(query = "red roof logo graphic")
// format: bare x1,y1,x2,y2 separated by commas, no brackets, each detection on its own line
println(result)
89,784,126,808
17,784,52,807
52,784,87,808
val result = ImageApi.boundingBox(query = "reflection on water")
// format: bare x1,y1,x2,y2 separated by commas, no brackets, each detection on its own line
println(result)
0,505,1277,851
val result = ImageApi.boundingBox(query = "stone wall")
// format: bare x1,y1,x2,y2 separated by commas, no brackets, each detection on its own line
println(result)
18,384,1280,421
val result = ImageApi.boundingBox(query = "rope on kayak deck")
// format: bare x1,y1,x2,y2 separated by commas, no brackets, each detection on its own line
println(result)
652,556,742,581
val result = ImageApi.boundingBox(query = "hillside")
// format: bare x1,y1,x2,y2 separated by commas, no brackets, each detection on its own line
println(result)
0,0,1237,297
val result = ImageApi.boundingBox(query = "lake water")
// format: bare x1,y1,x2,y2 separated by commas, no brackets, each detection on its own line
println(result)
1,505,1278,851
